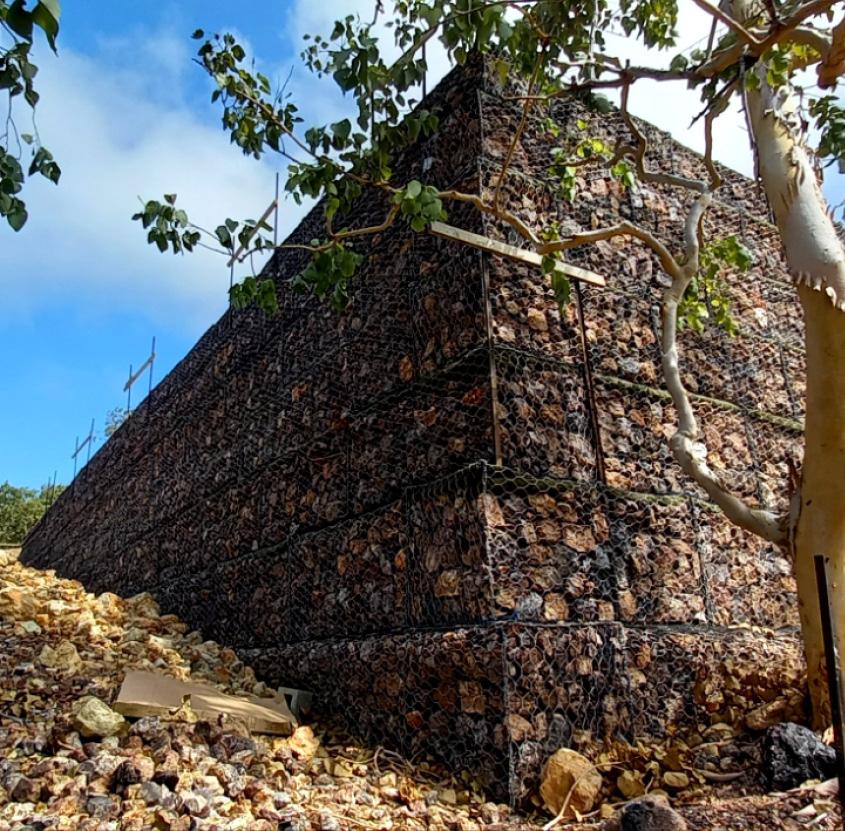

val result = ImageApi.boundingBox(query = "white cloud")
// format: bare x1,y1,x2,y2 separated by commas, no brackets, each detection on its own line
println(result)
2,5,841,335
0,40,279,329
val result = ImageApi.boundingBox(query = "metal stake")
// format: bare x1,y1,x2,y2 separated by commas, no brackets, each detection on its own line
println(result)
86,418,94,464
274,172,280,249
148,336,156,398
814,553,845,816
127,363,133,413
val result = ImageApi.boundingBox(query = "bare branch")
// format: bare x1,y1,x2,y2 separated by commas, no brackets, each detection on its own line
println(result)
689,0,761,46
436,188,542,246
331,203,400,242
703,96,727,191
537,221,681,278
619,83,708,195
493,45,548,211
818,15,845,87
660,243,788,543
756,0,838,53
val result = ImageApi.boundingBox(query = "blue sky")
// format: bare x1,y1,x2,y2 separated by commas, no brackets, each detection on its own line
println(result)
0,0,345,489
1,2,842,489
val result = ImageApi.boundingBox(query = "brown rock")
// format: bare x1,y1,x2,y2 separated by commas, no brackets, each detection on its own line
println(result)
8,774,41,803
113,756,156,789
506,713,533,742
540,748,603,817
662,771,690,790
70,696,127,738
39,640,82,674
526,308,548,332
288,725,320,760
746,697,790,731
0,587,39,619
617,769,646,799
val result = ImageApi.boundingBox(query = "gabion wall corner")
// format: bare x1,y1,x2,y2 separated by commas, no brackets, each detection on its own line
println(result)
23,54,807,805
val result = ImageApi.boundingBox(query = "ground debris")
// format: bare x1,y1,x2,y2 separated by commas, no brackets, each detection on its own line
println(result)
0,547,839,830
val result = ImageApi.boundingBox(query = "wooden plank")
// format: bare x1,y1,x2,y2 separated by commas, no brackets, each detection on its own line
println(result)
429,221,606,287
115,670,296,736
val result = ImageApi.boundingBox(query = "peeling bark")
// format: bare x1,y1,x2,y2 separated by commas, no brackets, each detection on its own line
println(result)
736,0,845,722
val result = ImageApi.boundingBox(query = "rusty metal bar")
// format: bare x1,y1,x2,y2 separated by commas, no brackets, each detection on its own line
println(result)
814,553,845,816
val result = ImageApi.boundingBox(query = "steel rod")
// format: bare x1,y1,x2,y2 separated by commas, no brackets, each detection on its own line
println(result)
274,173,280,248
814,553,845,817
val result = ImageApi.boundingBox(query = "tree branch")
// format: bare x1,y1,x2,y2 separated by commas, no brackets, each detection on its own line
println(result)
493,44,547,211
537,221,680,278
436,187,542,246
620,82,708,195
689,0,761,46
818,15,845,87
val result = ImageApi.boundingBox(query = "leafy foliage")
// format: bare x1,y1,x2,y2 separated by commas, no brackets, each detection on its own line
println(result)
289,241,362,311
394,179,446,232
103,407,128,439
0,481,63,544
809,95,845,171
547,118,635,202
137,0,701,308
679,236,752,335
133,1,839,335
132,195,200,254
0,0,61,231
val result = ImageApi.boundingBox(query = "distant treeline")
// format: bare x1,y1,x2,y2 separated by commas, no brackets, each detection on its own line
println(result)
0,482,64,545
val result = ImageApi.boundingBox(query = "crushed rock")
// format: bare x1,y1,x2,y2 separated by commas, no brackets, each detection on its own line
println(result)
0,547,839,830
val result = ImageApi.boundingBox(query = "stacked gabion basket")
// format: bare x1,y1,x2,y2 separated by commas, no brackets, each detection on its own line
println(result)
23,55,805,803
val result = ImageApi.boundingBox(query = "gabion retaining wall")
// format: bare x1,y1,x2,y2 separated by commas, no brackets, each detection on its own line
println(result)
23,55,806,803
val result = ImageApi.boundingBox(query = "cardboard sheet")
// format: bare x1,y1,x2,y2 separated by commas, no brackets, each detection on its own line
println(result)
114,671,297,735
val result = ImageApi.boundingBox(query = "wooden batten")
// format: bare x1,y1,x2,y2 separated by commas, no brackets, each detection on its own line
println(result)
428,221,606,287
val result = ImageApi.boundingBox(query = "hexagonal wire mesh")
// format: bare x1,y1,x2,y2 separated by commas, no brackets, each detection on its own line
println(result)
22,54,808,805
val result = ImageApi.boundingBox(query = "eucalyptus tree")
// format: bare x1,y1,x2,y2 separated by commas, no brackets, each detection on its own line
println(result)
135,0,845,724
0,0,61,231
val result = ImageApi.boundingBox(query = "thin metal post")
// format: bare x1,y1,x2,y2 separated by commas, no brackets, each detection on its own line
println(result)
46,470,56,505
72,436,79,480
228,260,235,329
274,173,280,248
814,554,845,815
148,336,156,398
86,418,94,464
127,363,133,413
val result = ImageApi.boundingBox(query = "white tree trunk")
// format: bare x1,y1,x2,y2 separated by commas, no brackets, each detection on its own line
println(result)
741,40,845,724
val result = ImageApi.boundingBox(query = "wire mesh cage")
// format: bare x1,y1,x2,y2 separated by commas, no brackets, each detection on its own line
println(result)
23,53,808,807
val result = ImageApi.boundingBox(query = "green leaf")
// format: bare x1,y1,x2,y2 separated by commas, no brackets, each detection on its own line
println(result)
7,204,28,231
551,271,571,310
32,1,60,51
4,1,34,40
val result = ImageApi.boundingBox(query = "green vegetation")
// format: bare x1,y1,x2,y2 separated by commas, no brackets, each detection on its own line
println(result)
0,481,63,544
0,0,62,231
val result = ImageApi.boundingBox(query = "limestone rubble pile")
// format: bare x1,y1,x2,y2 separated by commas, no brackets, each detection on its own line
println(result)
0,548,515,831
0,546,840,830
